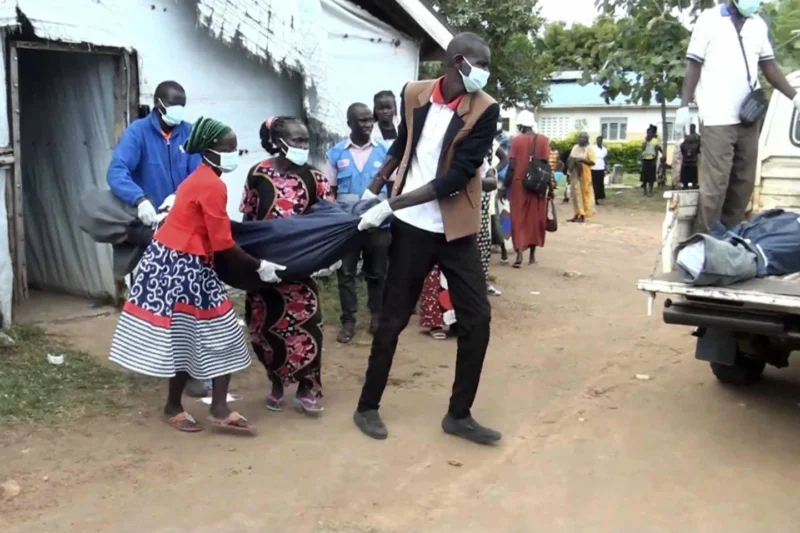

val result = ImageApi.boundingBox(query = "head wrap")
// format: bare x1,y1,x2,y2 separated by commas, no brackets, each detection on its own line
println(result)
183,117,232,154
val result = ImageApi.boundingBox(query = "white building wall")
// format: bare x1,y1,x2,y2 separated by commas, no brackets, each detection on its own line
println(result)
0,28,11,326
536,106,699,143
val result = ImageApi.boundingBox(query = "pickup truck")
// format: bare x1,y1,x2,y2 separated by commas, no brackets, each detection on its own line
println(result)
638,72,800,386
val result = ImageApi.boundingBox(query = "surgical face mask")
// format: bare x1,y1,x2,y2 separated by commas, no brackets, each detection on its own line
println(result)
458,57,490,93
158,98,185,127
205,149,239,173
733,0,761,17
281,139,309,166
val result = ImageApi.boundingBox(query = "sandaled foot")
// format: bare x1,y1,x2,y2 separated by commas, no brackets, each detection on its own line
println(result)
207,411,256,435
266,394,284,412
162,411,202,433
295,395,324,415
429,328,447,340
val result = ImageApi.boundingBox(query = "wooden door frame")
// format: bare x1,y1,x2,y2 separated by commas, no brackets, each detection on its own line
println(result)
7,39,139,305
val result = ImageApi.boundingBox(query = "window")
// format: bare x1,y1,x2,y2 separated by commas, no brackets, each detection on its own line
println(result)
665,121,683,143
600,118,628,141
539,116,571,139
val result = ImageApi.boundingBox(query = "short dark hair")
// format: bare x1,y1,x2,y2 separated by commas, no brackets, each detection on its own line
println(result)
260,116,304,153
347,102,370,123
690,124,697,133
154,80,185,102
374,90,396,103
446,32,488,66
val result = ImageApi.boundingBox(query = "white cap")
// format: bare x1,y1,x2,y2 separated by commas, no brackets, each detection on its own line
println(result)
517,110,536,128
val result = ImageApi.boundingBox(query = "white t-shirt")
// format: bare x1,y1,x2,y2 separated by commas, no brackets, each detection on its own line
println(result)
592,145,608,171
393,102,455,233
686,5,775,127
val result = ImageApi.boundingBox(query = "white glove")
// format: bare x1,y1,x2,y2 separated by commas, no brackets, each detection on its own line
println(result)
793,93,800,112
311,260,343,278
674,106,692,136
159,194,176,212
257,260,286,283
358,200,393,231
361,189,379,201
137,199,158,226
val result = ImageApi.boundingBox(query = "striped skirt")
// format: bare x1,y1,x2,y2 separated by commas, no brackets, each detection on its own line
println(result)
109,241,250,379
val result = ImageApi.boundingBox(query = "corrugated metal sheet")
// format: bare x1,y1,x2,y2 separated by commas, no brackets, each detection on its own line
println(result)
196,0,340,135
15,0,132,48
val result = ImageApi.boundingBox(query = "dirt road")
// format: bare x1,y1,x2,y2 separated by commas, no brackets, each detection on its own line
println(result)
4,203,800,533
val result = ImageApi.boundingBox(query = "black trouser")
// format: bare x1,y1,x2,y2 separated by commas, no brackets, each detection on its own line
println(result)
337,227,391,325
357,220,491,419
681,163,699,188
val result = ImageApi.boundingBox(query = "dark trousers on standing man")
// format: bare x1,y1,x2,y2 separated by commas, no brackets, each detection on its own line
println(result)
337,228,391,325
696,123,759,233
357,219,491,419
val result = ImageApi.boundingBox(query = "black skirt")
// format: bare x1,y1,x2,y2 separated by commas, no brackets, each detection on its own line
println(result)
640,159,657,184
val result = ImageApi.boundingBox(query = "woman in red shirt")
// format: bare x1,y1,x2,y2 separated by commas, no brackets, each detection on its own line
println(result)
110,117,284,434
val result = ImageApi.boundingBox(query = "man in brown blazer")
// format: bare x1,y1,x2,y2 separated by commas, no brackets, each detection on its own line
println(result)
354,32,501,445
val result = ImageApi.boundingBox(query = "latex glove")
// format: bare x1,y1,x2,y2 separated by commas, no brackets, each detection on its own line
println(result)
674,106,692,136
358,200,393,231
137,200,158,226
361,189,379,201
793,93,800,112
257,260,286,283
159,194,176,212
311,260,343,278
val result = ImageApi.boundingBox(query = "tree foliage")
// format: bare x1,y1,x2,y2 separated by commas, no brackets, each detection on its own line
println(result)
763,0,800,71
419,0,551,107
541,18,621,73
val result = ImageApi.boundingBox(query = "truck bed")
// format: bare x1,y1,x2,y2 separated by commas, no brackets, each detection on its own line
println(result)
638,272,800,313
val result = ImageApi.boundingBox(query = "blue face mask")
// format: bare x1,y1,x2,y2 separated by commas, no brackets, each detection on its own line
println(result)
458,57,490,93
281,139,309,166
158,98,185,127
734,0,761,17
205,149,239,173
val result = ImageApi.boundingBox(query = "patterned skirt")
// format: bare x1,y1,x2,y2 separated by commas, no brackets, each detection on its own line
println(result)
479,192,492,281
109,241,250,379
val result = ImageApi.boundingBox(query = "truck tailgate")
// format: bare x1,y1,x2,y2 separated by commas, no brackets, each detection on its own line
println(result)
638,272,800,313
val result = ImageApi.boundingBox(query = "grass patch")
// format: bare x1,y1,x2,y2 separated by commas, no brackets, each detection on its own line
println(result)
0,325,158,425
602,173,666,212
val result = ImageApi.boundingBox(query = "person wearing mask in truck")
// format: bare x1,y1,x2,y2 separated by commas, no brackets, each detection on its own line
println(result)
106,80,208,399
324,103,390,344
674,0,800,232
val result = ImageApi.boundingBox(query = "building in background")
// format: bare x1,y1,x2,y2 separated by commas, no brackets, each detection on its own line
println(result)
536,71,698,145
0,0,451,325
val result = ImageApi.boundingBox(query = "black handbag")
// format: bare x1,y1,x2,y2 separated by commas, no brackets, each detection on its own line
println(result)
522,134,552,195
734,21,768,127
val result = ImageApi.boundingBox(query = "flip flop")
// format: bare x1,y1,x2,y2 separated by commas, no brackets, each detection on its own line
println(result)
207,411,256,435
266,394,283,412
429,328,447,341
162,411,202,433
295,396,324,415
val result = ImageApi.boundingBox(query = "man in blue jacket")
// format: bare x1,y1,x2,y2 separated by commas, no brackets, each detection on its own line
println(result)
107,80,204,396
323,103,390,343
107,80,201,225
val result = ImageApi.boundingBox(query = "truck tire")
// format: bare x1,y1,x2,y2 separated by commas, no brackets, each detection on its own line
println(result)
710,355,766,386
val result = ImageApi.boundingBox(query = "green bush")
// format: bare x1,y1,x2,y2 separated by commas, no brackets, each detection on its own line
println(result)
551,133,643,174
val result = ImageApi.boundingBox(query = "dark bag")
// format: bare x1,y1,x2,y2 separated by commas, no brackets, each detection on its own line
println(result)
522,134,552,195
546,197,558,233
734,20,768,127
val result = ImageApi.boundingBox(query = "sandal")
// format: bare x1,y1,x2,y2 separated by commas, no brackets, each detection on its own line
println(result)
295,395,324,415
266,394,283,412
429,328,447,340
207,411,256,435
162,411,202,433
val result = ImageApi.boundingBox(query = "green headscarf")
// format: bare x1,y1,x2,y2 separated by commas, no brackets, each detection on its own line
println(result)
183,117,232,154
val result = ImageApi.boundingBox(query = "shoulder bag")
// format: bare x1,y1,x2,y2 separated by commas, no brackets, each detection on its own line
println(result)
733,20,768,127
522,134,552,195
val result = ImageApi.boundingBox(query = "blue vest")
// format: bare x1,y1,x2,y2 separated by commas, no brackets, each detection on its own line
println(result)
326,139,388,202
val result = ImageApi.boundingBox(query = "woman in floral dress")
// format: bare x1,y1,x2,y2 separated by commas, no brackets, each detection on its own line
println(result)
241,117,333,414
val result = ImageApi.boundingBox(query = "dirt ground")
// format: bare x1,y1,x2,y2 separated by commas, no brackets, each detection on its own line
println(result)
4,201,800,533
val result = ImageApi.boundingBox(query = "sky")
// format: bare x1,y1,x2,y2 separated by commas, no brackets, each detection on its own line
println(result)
539,0,598,26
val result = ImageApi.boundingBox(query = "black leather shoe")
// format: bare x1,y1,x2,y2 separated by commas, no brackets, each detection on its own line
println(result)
354,409,388,440
337,322,356,344
442,414,501,445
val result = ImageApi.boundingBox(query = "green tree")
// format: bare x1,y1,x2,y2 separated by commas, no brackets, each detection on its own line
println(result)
583,0,714,155
419,0,551,107
763,0,800,71
541,17,621,73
